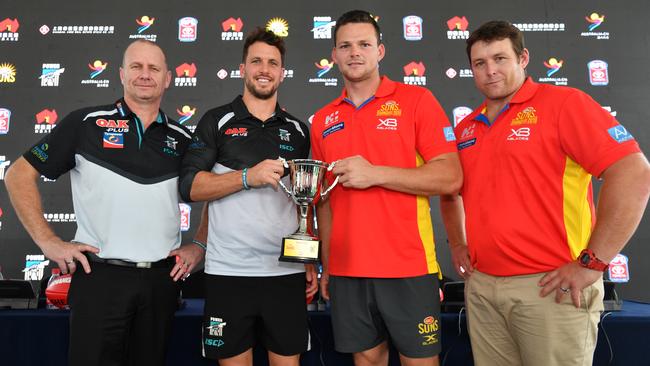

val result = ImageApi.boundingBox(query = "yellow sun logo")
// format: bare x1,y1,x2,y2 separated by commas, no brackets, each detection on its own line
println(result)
0,63,16,83
266,17,289,37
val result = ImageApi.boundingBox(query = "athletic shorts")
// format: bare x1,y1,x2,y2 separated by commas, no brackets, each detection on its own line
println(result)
202,273,309,359
329,274,441,358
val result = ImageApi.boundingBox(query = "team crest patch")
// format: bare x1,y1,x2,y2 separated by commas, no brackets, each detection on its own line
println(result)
510,106,538,125
376,100,402,117
103,132,123,149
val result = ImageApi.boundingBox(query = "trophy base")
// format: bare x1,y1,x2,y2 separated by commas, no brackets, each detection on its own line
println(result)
279,237,320,263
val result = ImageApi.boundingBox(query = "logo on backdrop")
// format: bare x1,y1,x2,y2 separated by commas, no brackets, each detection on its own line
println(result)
130,16,157,42
403,61,426,85
0,155,10,180
222,17,244,41
41,24,115,35
452,106,473,127
175,63,197,87
178,17,197,42
608,254,630,283
446,16,469,39
0,108,10,134
0,62,16,83
403,15,423,41
312,16,334,39
44,213,76,223
309,59,337,86
24,255,49,280
513,22,565,32
40,63,64,87
581,12,609,39
81,60,109,88
588,60,609,86
0,18,19,41
35,109,58,134
445,67,472,79
177,105,196,125
266,17,289,37
538,58,567,85
602,106,617,117
180,203,191,231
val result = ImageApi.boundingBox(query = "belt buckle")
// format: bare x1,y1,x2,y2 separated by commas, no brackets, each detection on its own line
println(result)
135,262,152,269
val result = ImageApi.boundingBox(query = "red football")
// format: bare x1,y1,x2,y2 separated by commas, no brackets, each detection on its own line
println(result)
45,274,72,309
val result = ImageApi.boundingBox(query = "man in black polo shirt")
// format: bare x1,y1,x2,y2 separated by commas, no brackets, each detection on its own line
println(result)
5,40,206,365
179,28,317,365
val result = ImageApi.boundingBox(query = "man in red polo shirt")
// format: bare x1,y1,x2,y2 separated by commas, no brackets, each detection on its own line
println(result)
441,20,650,366
311,10,462,366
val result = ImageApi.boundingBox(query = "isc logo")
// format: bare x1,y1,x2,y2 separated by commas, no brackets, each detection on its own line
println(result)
205,339,224,347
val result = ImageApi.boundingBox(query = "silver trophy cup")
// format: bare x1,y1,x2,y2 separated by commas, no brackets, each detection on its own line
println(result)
278,159,339,263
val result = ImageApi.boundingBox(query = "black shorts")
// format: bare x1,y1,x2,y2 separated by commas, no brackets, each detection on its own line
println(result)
329,274,441,358
202,273,309,359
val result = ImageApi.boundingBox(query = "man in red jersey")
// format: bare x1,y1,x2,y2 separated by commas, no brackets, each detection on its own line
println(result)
441,20,650,366
311,10,462,366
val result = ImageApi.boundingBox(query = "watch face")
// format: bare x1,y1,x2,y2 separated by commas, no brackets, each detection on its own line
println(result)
579,253,590,265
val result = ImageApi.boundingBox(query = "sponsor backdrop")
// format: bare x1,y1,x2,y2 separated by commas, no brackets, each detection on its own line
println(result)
1,0,649,301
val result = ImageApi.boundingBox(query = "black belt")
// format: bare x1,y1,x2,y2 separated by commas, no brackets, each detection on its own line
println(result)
86,253,174,269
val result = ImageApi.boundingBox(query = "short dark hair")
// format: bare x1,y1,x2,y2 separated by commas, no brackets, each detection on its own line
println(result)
242,27,286,66
466,21,525,62
333,10,381,45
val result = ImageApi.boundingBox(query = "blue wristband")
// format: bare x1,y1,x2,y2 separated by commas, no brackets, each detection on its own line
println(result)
191,239,207,251
242,168,250,190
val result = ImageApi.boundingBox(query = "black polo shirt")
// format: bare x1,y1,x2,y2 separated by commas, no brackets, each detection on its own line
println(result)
179,95,310,276
23,98,192,262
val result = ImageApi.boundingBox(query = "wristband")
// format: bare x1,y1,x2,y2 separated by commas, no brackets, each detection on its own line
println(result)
191,239,207,251
242,168,250,190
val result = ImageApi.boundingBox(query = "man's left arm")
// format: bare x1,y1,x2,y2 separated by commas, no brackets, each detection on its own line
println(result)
539,152,650,306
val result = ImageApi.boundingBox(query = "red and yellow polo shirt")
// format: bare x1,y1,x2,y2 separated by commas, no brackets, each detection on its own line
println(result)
311,76,457,277
455,77,640,276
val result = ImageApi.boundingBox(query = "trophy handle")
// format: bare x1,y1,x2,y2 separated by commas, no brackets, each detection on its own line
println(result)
320,161,340,199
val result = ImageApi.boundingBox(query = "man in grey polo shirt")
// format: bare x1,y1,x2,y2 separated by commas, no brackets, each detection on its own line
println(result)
179,28,317,365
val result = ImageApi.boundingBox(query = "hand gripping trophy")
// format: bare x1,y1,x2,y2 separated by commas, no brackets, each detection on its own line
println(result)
278,158,338,263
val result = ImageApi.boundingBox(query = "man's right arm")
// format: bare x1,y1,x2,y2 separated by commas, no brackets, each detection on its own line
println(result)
178,111,286,202
440,193,473,278
5,158,98,274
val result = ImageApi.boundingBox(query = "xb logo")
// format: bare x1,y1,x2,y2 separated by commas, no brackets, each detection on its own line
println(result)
377,118,398,130
507,127,530,141
423,335,437,342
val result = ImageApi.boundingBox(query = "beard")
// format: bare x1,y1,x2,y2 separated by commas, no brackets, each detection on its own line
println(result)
244,77,278,100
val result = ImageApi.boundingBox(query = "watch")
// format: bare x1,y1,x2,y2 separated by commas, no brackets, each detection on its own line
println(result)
577,249,609,272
